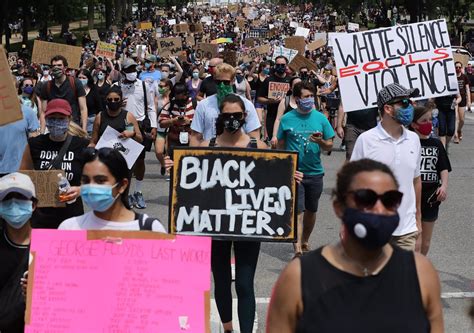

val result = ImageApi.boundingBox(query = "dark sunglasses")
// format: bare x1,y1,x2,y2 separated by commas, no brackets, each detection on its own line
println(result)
107,98,121,102
23,84,34,87
390,98,411,109
455,66,462,69
215,79,232,86
221,112,244,119
347,189,403,211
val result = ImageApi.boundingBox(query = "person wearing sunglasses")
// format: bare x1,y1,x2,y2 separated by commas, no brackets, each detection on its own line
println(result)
409,106,451,255
267,158,443,333
89,85,143,148
351,83,422,252
18,78,39,118
58,148,165,232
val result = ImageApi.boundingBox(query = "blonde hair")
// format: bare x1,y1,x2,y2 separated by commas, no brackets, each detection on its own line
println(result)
68,121,88,138
215,63,235,80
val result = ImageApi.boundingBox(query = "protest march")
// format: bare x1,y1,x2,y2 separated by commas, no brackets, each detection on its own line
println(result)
0,1,473,332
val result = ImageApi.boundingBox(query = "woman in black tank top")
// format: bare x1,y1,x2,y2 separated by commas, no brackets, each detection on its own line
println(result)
89,86,143,147
267,159,443,333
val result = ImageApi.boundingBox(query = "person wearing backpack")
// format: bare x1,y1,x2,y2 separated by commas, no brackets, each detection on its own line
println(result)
39,55,88,134
58,147,165,232
20,99,89,229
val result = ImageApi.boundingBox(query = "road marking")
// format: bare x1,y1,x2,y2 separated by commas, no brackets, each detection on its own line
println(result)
441,292,474,299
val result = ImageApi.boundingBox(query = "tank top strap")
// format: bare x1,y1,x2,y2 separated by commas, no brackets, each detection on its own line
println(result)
209,137,217,147
247,137,258,148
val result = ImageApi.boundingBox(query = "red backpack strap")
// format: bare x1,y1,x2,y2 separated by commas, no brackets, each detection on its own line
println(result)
47,80,52,98
68,76,78,100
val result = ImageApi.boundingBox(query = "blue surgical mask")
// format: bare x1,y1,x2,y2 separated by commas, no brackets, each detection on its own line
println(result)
97,72,105,80
263,68,270,75
145,62,152,69
393,104,414,126
297,97,314,114
192,72,199,79
79,78,88,87
46,118,69,137
342,207,399,250
0,198,33,229
81,184,119,212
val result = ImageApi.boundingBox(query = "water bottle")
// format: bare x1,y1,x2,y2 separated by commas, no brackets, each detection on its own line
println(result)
450,98,456,110
57,174,76,204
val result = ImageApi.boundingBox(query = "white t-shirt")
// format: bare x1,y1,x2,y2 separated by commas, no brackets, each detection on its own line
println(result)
191,94,261,141
350,122,421,236
59,211,167,232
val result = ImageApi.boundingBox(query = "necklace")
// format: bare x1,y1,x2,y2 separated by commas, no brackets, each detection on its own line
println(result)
339,243,386,277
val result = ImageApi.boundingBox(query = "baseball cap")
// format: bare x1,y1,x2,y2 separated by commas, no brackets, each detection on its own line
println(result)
0,173,36,201
44,99,72,117
122,58,138,69
377,83,420,110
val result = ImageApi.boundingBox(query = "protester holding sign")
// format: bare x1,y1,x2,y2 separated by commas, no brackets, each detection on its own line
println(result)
277,81,335,257
267,159,443,332
20,99,88,229
0,173,36,332
59,148,165,232
351,83,422,251
409,106,451,256
258,56,291,140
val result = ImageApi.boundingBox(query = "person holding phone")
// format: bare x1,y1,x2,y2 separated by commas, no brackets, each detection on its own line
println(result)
276,81,335,257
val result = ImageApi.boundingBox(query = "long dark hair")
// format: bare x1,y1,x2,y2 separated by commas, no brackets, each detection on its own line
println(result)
78,68,94,88
82,147,131,209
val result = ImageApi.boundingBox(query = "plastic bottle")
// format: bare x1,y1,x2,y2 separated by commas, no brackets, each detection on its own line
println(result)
57,173,76,204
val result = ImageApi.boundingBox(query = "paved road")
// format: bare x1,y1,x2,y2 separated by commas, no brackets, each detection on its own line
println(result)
137,111,474,332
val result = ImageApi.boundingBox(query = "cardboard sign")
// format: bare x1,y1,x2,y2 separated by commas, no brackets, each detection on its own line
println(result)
173,23,189,34
157,37,182,57
25,230,211,332
7,52,18,67
242,7,250,17
244,38,255,48
222,50,237,66
185,35,196,47
331,19,458,112
237,18,246,30
347,22,359,32
268,81,291,99
19,170,66,208
307,37,327,51
295,27,310,38
138,21,153,30
89,29,100,41
242,44,271,63
196,43,219,59
156,9,165,16
95,41,117,59
273,46,298,63
189,23,204,33
453,52,469,67
289,54,318,73
335,25,346,32
0,46,23,126
169,148,298,241
285,36,306,56
228,4,238,13
31,40,82,69
96,126,144,169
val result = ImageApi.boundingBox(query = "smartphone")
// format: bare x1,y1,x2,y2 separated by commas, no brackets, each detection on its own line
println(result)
312,131,322,138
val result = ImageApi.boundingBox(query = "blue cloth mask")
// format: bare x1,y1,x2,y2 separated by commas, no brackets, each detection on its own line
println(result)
23,86,34,95
393,104,414,126
263,68,270,75
297,97,314,114
81,184,119,212
342,207,399,250
46,118,69,137
79,78,88,87
0,198,33,229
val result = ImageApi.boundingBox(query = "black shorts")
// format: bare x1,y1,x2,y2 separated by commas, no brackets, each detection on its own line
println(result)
137,121,153,157
421,202,440,222
297,174,323,213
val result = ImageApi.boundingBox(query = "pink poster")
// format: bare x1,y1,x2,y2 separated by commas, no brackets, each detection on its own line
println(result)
25,230,211,333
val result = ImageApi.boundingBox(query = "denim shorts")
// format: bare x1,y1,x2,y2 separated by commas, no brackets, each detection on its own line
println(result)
297,174,324,213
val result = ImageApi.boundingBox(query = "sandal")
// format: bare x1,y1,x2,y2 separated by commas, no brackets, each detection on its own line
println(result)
302,243,311,253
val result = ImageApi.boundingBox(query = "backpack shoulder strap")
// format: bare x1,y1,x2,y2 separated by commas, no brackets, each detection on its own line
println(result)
249,137,258,148
209,137,217,147
47,135,73,170
137,213,154,231
285,96,290,110
69,76,78,100
47,80,52,98
142,80,148,117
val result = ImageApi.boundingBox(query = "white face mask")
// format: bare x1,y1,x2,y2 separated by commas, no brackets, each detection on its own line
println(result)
125,72,137,81
161,71,169,79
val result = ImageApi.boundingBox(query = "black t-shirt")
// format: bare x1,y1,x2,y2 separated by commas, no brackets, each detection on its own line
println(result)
435,95,456,110
346,107,378,130
96,82,111,110
85,87,104,117
258,75,291,116
39,77,86,123
0,226,28,288
199,76,217,97
28,135,89,228
419,137,451,202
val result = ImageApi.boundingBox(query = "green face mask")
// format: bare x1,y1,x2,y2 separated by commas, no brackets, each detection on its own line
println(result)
158,87,167,95
216,82,234,106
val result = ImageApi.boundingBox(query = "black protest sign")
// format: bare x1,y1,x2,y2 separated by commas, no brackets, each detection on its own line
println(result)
169,148,298,242
332,19,458,112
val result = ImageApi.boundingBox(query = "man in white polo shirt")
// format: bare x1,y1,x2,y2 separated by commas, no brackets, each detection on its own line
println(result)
351,83,422,251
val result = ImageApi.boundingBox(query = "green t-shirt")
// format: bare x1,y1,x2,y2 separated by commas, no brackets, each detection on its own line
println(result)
277,109,335,175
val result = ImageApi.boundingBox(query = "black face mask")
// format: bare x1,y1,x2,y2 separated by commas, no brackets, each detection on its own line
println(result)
300,72,308,80
274,64,286,74
107,100,122,111
175,98,188,107
215,112,245,135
